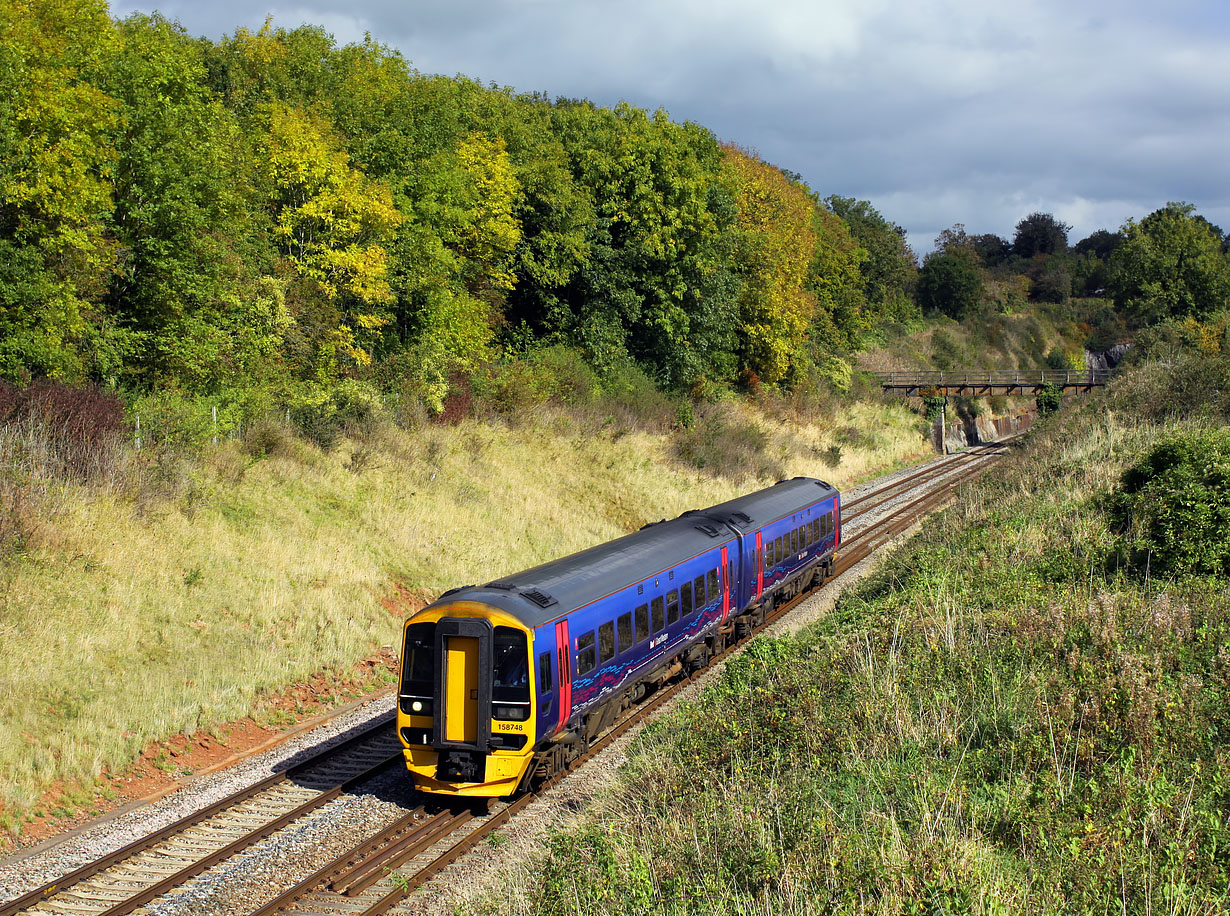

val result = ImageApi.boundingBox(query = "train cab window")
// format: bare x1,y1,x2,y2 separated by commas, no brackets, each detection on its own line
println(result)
635,604,650,642
576,631,597,676
599,621,616,662
681,582,693,616
538,651,553,694
666,589,680,625
617,612,633,651
399,622,435,716
493,627,531,721
651,596,665,632
707,570,719,601
693,575,706,607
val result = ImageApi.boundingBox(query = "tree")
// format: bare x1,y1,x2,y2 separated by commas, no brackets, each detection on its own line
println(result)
258,103,402,376
1074,229,1122,261
0,0,120,380
724,146,820,386
1013,212,1070,258
971,233,1011,268
1108,203,1230,324
824,196,918,324
106,13,284,389
917,250,983,318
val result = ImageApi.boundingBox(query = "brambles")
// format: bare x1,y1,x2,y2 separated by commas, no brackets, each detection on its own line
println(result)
1106,430,1230,577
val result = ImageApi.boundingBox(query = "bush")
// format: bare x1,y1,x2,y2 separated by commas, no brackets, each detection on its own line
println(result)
1106,430,1230,577
1036,382,1063,416
673,405,784,481
0,380,126,481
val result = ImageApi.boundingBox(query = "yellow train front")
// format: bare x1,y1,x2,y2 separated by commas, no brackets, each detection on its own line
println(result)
397,598,540,797
396,477,842,798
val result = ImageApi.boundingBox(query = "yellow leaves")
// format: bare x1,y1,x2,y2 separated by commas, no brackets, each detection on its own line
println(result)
454,131,523,293
262,103,402,306
723,145,818,385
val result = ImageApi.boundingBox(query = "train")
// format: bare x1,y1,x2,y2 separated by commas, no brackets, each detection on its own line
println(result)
395,477,841,797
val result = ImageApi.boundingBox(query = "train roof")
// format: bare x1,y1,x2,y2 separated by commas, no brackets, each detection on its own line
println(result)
427,477,838,629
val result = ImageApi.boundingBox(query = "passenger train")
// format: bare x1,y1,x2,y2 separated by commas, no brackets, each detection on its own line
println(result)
396,477,840,797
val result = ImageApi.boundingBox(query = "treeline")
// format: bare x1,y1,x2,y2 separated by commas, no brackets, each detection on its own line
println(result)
917,207,1230,347
0,0,920,427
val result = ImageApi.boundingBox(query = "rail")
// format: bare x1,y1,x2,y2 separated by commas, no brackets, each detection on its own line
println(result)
877,369,1113,393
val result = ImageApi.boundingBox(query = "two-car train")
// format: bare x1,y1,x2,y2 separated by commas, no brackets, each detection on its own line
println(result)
396,477,841,797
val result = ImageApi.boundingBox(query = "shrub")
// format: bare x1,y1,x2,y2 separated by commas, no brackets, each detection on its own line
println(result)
1036,382,1063,416
1106,430,1230,577
0,380,126,481
673,405,784,481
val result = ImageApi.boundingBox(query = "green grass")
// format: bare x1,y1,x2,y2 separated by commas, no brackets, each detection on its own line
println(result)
466,365,1230,916
0,396,929,834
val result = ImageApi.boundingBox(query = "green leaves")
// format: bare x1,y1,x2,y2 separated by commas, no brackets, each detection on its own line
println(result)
1106,429,1230,578
1109,203,1230,324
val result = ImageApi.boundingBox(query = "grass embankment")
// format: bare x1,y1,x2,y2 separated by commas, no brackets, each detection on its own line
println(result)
0,395,927,838
472,357,1230,914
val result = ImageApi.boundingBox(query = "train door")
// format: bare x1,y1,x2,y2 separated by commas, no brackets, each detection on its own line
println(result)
553,618,572,735
432,617,493,781
719,545,731,621
755,530,764,599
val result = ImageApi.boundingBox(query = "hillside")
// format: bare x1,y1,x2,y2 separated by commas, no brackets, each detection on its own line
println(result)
0,387,930,843
465,341,1230,914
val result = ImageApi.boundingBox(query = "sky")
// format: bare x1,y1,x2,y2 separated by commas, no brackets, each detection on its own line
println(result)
110,0,1230,253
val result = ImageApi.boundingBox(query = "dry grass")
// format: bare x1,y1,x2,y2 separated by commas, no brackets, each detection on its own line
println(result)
0,398,928,831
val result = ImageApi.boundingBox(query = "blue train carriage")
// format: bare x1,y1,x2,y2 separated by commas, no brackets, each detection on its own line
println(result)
396,477,840,798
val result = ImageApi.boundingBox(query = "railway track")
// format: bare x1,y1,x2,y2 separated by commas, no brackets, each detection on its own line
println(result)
1,720,401,916
1,438,1015,916
236,439,1015,916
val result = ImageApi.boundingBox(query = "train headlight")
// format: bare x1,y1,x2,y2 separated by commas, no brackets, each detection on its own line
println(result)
411,700,424,713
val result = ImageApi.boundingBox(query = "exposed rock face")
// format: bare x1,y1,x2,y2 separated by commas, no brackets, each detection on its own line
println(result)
931,409,1034,453
1085,344,1130,372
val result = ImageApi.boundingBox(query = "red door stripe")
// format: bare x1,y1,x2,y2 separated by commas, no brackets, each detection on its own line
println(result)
554,619,571,734
720,546,731,622
755,531,764,598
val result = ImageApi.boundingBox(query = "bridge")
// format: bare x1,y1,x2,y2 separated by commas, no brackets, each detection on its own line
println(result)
876,369,1113,396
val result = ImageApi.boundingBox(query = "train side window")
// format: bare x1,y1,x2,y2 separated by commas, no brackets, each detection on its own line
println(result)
707,569,719,601
728,559,734,586
577,631,596,676
826,511,833,536
791,527,798,553
681,581,693,616
635,604,649,642
666,589,680,625
538,651,553,693
598,621,615,662
808,520,816,543
774,537,783,565
693,575,706,607
763,542,771,571
820,513,828,538
617,612,633,651
651,596,665,632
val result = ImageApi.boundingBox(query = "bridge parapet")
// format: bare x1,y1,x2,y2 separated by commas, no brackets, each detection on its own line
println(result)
877,369,1113,395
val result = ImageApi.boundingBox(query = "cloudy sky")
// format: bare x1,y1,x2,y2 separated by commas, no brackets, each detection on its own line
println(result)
111,0,1230,252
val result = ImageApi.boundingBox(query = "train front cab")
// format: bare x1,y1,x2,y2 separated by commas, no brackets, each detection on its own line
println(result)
397,602,537,797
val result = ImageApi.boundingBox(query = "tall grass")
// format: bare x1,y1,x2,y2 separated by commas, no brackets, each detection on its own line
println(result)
0,389,928,834
466,369,1230,916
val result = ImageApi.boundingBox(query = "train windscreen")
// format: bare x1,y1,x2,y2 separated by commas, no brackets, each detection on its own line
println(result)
492,627,530,720
400,622,435,702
